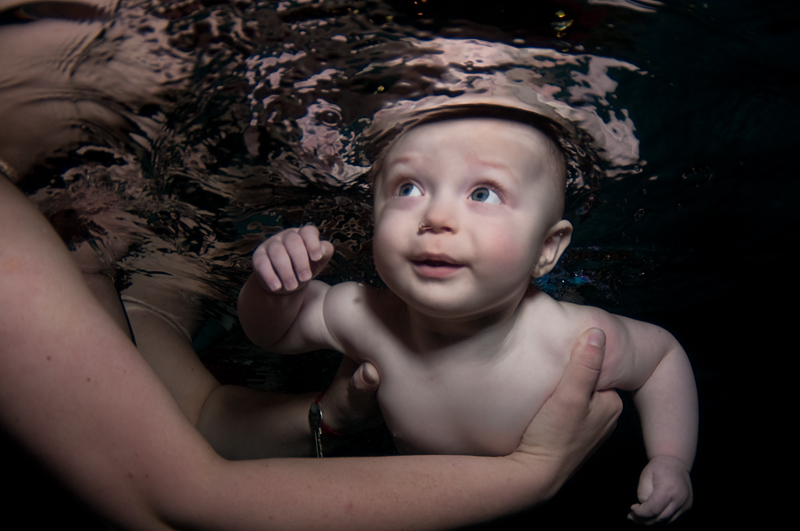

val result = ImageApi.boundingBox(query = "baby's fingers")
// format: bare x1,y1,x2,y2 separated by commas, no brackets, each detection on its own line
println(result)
298,225,325,262
253,241,299,292
253,227,334,293
299,225,335,275
628,460,692,524
628,494,678,525
252,243,284,292
266,229,316,290
251,231,308,292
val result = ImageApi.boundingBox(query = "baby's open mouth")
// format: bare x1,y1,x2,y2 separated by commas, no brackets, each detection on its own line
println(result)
411,258,464,278
414,259,457,267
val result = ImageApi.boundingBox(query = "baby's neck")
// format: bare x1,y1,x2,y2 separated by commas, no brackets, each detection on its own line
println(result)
404,294,525,356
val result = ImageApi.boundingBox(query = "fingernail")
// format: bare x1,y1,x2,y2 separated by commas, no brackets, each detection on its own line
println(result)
588,329,606,348
360,363,379,386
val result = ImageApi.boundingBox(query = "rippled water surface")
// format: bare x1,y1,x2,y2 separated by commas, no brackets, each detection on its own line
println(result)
17,1,700,327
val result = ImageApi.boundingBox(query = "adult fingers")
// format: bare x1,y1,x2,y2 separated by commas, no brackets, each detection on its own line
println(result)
320,358,382,434
555,328,608,408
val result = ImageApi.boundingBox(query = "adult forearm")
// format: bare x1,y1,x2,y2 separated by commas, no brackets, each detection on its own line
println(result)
173,452,563,531
633,346,698,468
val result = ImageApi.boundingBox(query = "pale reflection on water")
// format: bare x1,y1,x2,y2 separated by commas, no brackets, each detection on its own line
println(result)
5,0,653,352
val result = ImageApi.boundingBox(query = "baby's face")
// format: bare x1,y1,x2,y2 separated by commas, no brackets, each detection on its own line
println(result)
372,117,571,320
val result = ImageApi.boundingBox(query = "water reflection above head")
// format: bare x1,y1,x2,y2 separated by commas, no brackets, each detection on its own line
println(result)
0,0,654,340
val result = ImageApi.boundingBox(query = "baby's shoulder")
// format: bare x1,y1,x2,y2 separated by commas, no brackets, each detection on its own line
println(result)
517,289,573,326
520,290,615,325
516,290,621,351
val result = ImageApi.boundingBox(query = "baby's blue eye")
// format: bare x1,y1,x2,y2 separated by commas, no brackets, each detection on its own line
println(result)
469,187,501,204
397,183,422,197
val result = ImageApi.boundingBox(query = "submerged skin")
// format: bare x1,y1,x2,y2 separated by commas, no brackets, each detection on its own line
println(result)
1,169,626,530
0,3,627,527
239,118,698,524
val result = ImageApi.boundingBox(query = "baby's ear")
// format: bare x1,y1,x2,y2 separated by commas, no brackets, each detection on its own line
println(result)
532,220,573,278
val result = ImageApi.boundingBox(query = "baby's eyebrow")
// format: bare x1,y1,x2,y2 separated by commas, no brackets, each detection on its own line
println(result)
465,155,515,178
471,158,510,171
378,154,426,183
384,152,421,169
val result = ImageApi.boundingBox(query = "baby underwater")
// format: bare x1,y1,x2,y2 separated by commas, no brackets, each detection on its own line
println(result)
238,111,698,524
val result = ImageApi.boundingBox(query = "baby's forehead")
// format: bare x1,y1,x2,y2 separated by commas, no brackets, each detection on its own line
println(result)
376,116,565,183
390,116,554,150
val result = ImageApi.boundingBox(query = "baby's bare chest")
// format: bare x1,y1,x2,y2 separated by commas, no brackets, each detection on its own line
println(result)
373,340,568,456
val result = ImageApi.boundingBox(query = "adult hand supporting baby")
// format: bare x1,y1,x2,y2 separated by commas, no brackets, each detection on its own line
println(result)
514,328,622,495
320,356,382,435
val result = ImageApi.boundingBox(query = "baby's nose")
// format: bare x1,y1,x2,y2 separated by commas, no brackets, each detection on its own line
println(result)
420,199,458,233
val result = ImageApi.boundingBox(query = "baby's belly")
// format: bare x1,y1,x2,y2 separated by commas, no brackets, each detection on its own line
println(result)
378,375,557,456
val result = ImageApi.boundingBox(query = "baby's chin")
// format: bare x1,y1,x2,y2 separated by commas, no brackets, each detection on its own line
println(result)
378,267,526,323
403,292,519,325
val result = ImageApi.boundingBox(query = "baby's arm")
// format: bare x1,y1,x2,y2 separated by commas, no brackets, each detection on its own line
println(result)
627,330,697,524
238,225,341,353
569,306,697,524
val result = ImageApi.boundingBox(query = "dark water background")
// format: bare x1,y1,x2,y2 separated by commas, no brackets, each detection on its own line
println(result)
3,0,798,528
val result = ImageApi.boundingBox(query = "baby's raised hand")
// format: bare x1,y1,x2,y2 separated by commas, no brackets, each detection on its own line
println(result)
628,455,693,525
252,225,334,294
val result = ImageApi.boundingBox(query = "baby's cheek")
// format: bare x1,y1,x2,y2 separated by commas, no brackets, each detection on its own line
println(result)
372,235,393,277
372,225,406,284
485,234,530,270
